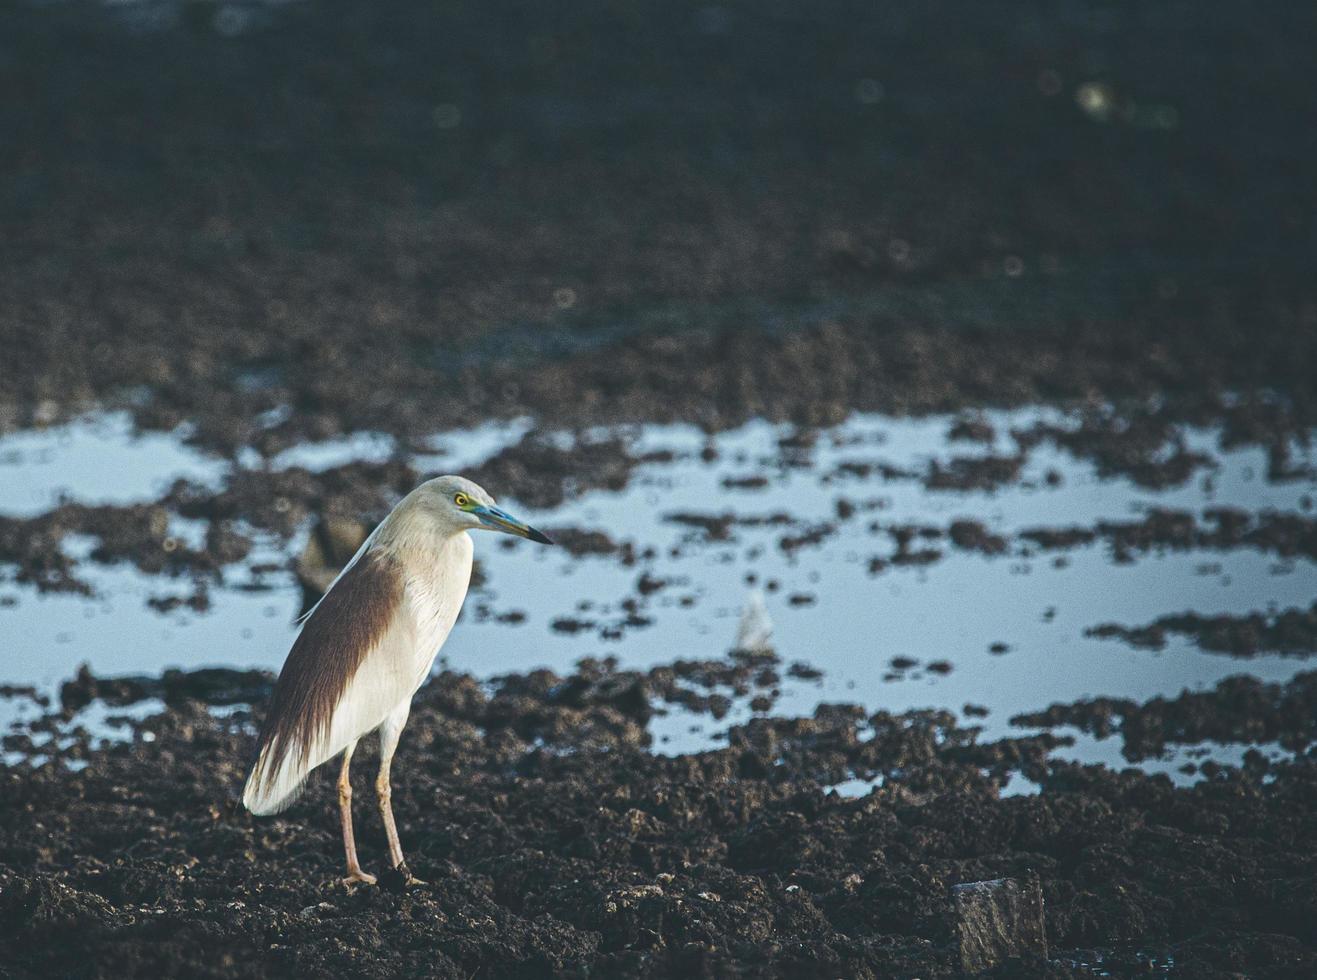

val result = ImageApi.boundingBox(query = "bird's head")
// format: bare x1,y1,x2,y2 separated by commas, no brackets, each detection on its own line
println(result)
416,475,554,544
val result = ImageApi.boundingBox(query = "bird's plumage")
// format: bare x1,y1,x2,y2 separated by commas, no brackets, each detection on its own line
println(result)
242,479,481,815
242,475,550,882
243,548,405,813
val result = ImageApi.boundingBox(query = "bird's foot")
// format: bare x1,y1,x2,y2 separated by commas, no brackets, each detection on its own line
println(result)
341,868,377,887
388,863,426,887
376,863,424,892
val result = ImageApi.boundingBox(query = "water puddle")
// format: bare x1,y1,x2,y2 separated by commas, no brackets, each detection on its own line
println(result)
824,775,888,798
1042,730,1295,786
0,412,226,516
2,407,1314,780
255,432,396,473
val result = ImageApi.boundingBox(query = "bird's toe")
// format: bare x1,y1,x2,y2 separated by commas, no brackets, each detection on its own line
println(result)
379,863,426,890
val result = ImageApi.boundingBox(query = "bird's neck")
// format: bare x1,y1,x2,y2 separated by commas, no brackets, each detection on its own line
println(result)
375,524,470,571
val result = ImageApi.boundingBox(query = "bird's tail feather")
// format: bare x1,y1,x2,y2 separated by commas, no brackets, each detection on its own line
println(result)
242,742,312,815
242,728,350,815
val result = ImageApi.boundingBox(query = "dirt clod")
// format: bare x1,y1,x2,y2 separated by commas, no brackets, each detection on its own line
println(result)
952,876,1048,973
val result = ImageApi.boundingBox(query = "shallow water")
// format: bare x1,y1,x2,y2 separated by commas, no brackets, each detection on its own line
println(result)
1,408,1314,779
0,412,226,517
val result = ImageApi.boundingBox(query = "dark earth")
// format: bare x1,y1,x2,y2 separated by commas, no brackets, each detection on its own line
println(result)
3,0,1317,976
1086,603,1317,659
3,661,1317,978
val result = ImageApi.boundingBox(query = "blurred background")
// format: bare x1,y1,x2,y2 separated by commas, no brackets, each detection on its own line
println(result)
1,0,1315,760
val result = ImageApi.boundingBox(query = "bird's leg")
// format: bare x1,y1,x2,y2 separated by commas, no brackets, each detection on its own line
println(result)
377,702,419,881
375,754,405,874
338,740,376,886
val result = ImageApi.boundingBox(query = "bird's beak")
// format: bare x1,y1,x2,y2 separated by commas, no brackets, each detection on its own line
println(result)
472,504,554,544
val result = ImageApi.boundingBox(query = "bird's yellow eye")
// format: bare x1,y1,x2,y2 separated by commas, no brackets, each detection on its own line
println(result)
454,493,469,508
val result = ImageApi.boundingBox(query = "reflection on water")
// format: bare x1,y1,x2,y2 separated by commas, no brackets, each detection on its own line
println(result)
1,409,1314,779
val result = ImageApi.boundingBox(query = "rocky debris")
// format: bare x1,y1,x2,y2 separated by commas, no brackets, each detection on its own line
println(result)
550,616,595,635
0,684,49,708
948,519,1009,555
0,503,252,596
1012,671,1317,759
1019,526,1099,550
778,522,838,556
542,526,625,558
947,415,996,445
1086,602,1317,657
866,523,946,571
1017,412,1216,489
59,664,276,713
470,434,638,510
721,475,769,490
925,454,1026,492
1022,508,1317,563
664,511,736,542
146,584,213,613
663,511,797,545
951,876,1048,973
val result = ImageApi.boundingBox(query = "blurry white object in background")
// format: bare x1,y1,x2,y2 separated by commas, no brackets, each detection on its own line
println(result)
735,589,774,653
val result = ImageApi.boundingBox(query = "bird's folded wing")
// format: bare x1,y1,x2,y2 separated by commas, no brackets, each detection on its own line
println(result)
243,550,415,815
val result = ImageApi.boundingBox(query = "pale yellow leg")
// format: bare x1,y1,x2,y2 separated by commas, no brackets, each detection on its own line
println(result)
338,740,376,885
377,702,420,881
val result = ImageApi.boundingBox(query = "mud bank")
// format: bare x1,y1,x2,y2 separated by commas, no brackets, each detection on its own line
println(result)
4,2,1316,455
1085,603,1317,658
3,403,1314,606
2,663,1316,978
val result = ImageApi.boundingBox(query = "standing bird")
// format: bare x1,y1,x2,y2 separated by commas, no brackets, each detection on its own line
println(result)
242,476,553,884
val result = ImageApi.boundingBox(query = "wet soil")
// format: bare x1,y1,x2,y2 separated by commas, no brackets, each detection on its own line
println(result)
5,465,1314,609
3,662,1317,978
1020,509,1317,564
1085,603,1317,658
0,500,253,595
1013,671,1317,761
2,1,1316,459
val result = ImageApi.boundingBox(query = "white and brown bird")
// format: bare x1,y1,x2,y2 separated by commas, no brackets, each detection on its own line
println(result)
242,475,553,884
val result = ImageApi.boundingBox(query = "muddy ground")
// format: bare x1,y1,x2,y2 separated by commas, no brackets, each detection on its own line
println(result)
2,662,1316,979
3,1,1315,450
3,0,1317,976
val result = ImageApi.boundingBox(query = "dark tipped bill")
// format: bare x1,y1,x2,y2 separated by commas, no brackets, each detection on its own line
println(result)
473,505,554,544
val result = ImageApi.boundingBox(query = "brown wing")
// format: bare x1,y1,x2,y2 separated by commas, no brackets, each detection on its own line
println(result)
242,549,404,814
